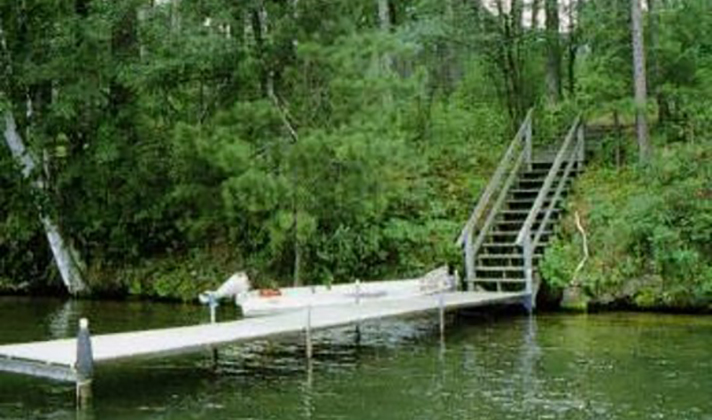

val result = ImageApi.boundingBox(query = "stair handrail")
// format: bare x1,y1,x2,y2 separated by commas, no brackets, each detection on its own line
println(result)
515,115,583,248
515,115,585,307
457,108,533,288
457,108,533,247
533,126,585,249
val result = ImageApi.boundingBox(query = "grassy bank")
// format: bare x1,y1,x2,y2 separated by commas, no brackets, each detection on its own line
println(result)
541,137,712,311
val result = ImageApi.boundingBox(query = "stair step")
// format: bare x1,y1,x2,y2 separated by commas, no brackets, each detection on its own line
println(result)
507,197,561,204
484,231,553,245
507,201,562,210
475,266,525,271
480,244,548,251
501,209,560,214
493,220,547,228
488,230,551,237
477,259,542,268
481,240,549,249
477,254,543,260
523,168,582,177
511,188,558,194
474,278,527,284
501,209,561,220
488,228,523,234
518,178,575,186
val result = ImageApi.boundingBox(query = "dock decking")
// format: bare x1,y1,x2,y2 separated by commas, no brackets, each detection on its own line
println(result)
0,291,526,384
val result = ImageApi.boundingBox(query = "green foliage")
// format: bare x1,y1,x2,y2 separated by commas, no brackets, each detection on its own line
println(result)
2,0,712,307
542,141,712,309
1,0,517,295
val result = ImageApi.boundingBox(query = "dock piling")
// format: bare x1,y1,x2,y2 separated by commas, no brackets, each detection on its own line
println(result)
75,318,93,409
305,287,314,360
208,293,218,324
305,304,313,359
438,289,445,339
355,279,362,342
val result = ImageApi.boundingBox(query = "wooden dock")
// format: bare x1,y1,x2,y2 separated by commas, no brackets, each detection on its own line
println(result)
0,291,525,384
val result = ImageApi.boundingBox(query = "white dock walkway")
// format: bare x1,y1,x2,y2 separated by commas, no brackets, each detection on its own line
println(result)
0,291,526,383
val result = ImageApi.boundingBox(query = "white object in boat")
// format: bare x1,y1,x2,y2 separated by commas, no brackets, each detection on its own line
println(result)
239,266,453,317
199,271,251,305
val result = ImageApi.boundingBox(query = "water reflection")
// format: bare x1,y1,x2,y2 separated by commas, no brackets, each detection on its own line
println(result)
301,360,314,420
48,300,79,339
1,297,711,420
518,315,539,409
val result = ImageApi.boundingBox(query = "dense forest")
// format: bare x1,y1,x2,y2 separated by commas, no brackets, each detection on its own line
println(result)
1,0,710,307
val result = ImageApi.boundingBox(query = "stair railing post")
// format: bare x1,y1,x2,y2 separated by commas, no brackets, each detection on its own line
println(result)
464,232,475,291
522,234,535,313
577,122,586,164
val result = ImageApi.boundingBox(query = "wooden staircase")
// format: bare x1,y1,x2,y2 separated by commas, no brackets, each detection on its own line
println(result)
474,160,581,286
457,111,586,311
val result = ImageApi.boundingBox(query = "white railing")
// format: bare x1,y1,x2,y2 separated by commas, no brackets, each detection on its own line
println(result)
515,116,585,308
457,109,534,291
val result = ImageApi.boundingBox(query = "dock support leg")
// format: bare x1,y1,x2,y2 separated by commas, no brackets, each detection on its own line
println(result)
354,324,361,347
354,280,361,346
209,294,218,324
438,290,445,339
75,318,94,409
305,304,313,360
211,347,219,369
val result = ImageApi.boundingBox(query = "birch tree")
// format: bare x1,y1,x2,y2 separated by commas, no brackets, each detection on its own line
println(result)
3,112,88,294
0,11,87,295
545,0,561,103
631,0,651,162
377,0,393,73
531,0,541,28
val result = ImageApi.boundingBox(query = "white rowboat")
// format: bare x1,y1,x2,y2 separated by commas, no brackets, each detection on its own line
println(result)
239,266,455,317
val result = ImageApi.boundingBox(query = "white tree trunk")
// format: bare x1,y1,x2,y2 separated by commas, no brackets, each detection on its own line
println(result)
3,111,88,295
377,0,393,72
631,0,651,162
531,0,541,29
545,0,561,104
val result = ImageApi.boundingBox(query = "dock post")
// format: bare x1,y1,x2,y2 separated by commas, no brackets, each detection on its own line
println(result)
75,318,94,409
355,279,361,306
354,279,361,343
305,303,313,360
523,237,535,314
305,286,315,360
208,293,218,324
211,347,219,369
438,288,445,339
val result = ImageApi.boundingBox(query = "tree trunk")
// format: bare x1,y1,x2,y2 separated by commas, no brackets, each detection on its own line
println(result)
511,0,523,36
566,0,578,96
110,4,138,117
251,1,274,98
647,0,666,124
531,0,541,29
377,0,393,72
292,205,301,287
3,112,88,295
545,0,561,104
631,0,651,162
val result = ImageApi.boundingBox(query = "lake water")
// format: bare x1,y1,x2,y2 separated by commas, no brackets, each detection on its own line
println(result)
0,297,710,420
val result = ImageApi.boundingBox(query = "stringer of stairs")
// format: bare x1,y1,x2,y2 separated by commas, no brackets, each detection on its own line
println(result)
457,111,587,311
